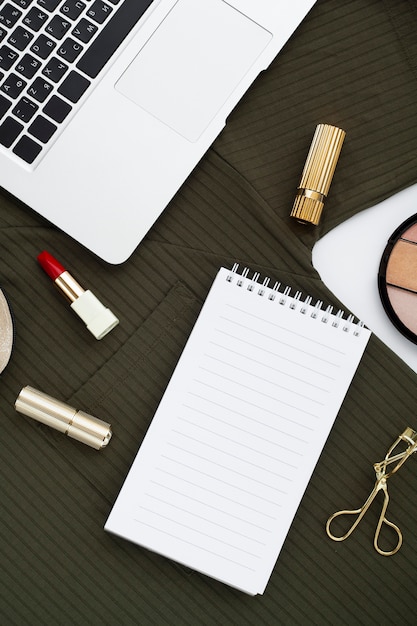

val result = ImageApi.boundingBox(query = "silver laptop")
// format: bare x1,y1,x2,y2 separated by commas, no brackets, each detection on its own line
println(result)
0,0,315,263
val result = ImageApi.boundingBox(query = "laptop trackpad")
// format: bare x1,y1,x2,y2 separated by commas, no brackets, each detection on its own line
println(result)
115,0,272,142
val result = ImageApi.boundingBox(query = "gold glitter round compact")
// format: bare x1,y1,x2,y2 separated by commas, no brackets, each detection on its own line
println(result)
0,288,13,373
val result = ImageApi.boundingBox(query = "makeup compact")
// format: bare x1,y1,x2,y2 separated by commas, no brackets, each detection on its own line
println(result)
0,288,13,374
378,214,417,343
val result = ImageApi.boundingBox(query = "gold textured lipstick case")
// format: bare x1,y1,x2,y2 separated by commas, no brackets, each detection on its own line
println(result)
15,386,112,450
290,124,346,225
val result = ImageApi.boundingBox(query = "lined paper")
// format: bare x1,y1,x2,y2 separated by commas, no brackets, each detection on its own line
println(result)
105,267,371,594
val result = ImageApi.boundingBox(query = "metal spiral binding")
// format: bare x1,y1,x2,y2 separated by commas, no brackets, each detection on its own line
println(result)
226,264,366,336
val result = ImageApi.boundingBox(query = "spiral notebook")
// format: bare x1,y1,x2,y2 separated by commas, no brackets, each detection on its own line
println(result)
105,265,371,595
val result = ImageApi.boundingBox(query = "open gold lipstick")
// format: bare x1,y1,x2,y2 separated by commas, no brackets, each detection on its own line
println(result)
37,250,119,340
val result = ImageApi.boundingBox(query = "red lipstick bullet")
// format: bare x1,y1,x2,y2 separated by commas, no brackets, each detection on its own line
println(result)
38,251,119,339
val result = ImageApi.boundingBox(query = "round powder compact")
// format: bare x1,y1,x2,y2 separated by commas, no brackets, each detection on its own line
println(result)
0,288,13,374
379,214,417,343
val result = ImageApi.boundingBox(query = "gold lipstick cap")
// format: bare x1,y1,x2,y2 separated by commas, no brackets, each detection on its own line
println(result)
290,124,346,225
15,386,112,450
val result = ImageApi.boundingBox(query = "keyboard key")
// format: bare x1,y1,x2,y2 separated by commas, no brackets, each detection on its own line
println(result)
0,4,22,29
27,76,53,102
0,114,23,146
0,92,11,118
12,95,38,121
42,56,67,82
60,0,86,21
57,36,82,62
77,0,154,79
58,69,89,102
28,114,56,142
23,7,48,31
86,1,112,25
13,134,42,163
1,71,26,98
71,18,97,43
7,25,34,50
43,94,71,122
15,53,41,78
45,15,71,40
0,44,18,70
37,0,61,11
0,26,7,42
30,34,56,59
10,0,35,8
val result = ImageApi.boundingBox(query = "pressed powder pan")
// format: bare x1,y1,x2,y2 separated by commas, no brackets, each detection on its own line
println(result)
379,214,417,343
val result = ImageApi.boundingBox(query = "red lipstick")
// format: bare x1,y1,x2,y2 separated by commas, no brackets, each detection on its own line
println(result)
37,251,119,339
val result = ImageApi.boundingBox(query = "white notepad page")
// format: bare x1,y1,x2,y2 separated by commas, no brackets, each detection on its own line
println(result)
105,266,371,595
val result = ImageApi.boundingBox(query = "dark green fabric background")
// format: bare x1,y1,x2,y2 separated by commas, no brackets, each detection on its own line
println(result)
1,1,417,623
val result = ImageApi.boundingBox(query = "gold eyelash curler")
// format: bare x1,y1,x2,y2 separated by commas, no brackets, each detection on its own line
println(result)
326,427,417,556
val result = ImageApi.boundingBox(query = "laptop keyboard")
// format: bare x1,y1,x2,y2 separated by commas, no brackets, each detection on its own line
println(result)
0,0,154,164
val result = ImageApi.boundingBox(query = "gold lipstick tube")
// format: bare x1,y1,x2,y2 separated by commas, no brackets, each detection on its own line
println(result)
290,124,346,225
15,386,112,450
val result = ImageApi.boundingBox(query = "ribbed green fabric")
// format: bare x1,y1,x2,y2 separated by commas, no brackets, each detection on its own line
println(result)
1,1,417,624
